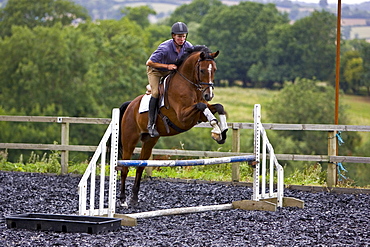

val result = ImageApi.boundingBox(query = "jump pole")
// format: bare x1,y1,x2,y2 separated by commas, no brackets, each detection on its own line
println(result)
117,155,256,167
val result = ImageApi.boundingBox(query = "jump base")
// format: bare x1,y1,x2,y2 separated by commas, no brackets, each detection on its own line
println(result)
6,213,121,233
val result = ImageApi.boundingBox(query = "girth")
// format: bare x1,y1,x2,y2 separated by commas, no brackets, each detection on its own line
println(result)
158,111,187,134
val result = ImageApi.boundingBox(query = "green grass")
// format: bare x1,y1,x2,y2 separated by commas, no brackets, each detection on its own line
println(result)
213,87,277,122
342,94,370,125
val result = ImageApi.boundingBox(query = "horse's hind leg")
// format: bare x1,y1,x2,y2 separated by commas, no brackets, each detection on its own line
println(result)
131,136,159,204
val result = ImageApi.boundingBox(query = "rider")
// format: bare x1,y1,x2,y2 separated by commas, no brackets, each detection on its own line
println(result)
146,22,193,137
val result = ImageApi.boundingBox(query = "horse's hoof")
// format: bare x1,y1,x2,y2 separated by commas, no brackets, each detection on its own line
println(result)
120,201,128,208
129,197,139,207
211,132,222,142
217,138,226,144
216,129,228,144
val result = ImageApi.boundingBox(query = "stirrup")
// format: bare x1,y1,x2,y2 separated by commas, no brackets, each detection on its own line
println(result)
148,125,159,138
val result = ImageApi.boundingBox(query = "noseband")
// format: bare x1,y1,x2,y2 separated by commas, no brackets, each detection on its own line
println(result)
175,58,215,93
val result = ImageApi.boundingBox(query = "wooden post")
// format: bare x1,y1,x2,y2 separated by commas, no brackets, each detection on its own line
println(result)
327,131,337,187
231,124,240,182
61,122,69,175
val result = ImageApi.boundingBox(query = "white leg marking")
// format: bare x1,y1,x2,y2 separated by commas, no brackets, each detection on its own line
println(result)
219,114,228,132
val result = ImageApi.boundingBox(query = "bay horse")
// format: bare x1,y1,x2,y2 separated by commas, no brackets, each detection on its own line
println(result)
117,45,228,206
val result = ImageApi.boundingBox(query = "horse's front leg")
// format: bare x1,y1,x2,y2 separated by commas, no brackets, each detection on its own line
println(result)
119,166,129,207
131,167,145,205
196,103,228,144
130,137,159,205
208,103,228,143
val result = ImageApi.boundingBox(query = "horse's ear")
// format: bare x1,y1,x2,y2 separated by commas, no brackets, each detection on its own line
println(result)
200,51,206,60
211,50,219,59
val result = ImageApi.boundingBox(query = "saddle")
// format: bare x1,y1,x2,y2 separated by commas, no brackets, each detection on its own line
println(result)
158,73,172,110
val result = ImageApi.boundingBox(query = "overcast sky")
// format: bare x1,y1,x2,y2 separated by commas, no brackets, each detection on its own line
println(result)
295,0,368,4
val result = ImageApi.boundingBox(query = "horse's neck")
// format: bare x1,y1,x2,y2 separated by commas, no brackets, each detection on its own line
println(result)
169,61,200,100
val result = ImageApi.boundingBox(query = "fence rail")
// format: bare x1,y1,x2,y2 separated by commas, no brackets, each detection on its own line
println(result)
1,115,370,186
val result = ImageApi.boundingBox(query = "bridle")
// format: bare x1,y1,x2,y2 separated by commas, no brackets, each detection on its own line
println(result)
175,57,215,93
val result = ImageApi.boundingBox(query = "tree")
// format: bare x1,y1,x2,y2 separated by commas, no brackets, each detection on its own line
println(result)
248,23,304,87
266,78,359,156
197,2,289,86
0,0,90,37
81,19,149,110
344,57,364,94
250,10,337,86
0,24,98,116
360,41,370,95
121,5,156,28
292,11,337,81
339,39,370,95
167,0,223,26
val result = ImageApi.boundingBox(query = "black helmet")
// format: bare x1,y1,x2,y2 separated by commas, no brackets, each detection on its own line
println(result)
171,22,188,34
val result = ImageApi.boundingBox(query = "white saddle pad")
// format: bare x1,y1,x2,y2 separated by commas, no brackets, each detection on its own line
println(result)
139,78,167,113
139,94,165,113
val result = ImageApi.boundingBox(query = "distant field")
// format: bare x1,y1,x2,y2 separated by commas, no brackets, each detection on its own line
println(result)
350,26,370,40
215,87,370,126
343,94,370,126
212,87,276,122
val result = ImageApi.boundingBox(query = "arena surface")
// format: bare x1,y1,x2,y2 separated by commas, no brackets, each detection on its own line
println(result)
0,171,369,246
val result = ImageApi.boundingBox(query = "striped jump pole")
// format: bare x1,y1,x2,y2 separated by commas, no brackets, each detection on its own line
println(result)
117,155,256,167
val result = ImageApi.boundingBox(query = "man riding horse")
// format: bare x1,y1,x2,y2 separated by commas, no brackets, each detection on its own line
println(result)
146,22,193,137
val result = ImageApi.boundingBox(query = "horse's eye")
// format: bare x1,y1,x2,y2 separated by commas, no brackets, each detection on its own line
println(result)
200,69,204,74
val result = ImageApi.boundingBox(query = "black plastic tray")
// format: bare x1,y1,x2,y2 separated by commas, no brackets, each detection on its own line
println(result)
6,213,121,234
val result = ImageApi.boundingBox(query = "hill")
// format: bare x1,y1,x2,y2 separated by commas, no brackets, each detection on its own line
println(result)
71,0,370,21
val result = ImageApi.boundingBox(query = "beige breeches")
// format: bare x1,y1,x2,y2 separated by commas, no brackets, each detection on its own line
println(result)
147,66,170,98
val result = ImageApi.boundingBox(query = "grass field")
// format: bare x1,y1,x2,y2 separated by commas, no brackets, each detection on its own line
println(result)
215,87,370,126
212,87,276,122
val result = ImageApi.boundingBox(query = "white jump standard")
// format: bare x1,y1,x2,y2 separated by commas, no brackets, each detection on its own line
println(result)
78,104,304,226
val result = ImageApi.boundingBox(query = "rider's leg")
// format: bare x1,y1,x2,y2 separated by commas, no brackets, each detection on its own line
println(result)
148,96,159,137
146,67,164,137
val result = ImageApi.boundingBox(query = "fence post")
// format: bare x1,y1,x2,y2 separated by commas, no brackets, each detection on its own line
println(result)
60,122,69,175
231,124,240,182
327,131,337,187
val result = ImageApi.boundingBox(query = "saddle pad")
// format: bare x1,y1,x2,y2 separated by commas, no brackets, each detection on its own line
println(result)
139,94,165,113
139,78,167,113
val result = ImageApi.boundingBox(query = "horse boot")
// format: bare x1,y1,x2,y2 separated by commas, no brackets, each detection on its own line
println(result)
147,96,160,137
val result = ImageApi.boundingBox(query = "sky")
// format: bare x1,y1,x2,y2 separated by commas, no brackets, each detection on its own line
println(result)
296,0,368,4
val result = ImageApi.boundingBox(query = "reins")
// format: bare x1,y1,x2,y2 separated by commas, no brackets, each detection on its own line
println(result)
174,57,214,92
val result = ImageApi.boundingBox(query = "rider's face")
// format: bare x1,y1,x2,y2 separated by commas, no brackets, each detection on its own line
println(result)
172,34,187,46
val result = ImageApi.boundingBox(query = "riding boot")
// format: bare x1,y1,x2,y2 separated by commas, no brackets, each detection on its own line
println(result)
147,96,160,137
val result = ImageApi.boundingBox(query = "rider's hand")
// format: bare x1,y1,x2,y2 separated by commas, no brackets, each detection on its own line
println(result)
167,64,177,70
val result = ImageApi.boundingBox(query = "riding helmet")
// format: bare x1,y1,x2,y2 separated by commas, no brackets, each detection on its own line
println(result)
171,22,188,34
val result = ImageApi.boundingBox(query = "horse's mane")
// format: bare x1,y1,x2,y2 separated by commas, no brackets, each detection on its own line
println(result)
175,45,213,67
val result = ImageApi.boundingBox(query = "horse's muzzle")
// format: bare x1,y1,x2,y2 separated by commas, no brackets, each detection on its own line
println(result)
201,82,214,101
203,91,214,101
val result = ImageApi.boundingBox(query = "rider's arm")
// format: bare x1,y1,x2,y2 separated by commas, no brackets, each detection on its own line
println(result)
146,59,177,70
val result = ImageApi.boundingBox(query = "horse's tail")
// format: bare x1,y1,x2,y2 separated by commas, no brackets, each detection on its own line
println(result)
118,101,131,159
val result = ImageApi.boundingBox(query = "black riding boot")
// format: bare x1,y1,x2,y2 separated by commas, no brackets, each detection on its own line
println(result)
147,96,160,137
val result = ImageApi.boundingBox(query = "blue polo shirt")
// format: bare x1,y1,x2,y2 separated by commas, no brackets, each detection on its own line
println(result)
149,39,193,71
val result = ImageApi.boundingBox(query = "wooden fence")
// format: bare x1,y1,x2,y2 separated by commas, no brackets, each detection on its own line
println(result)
1,115,370,186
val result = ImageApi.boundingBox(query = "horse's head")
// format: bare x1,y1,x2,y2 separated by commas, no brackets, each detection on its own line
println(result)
196,50,219,101
176,46,219,101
